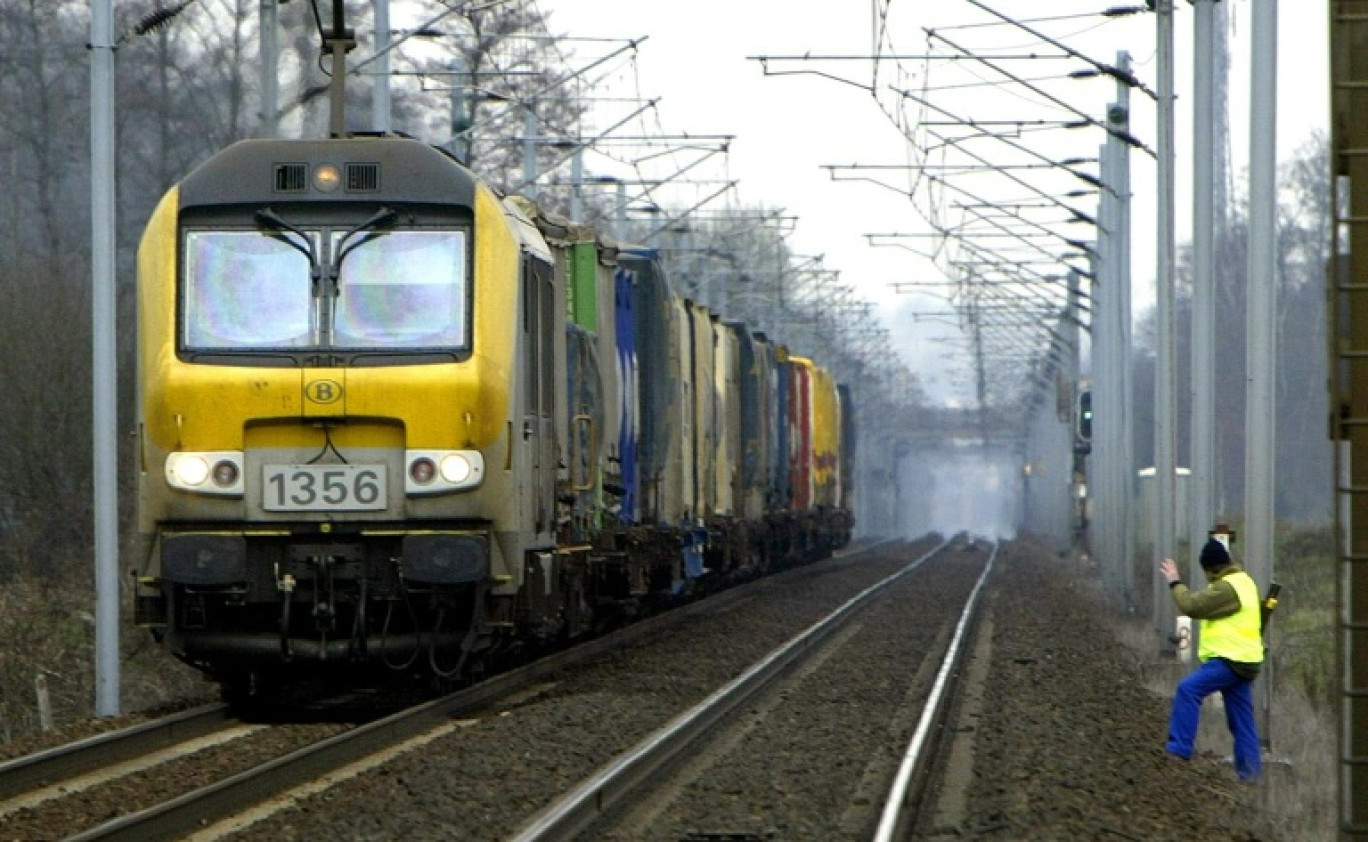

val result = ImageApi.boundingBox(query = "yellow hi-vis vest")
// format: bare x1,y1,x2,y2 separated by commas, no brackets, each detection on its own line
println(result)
1198,570,1264,664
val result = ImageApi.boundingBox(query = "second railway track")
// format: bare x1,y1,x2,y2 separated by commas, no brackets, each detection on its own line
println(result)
514,539,994,841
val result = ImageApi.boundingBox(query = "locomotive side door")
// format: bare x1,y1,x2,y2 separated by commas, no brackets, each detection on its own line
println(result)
521,252,556,545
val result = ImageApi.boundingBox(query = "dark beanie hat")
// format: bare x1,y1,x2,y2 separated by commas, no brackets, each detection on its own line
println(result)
1199,537,1231,569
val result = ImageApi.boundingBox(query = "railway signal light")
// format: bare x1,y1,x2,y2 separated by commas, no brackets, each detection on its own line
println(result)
1077,388,1093,442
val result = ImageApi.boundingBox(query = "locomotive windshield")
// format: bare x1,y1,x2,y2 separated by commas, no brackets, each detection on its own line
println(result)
333,231,467,348
184,231,314,348
181,227,469,354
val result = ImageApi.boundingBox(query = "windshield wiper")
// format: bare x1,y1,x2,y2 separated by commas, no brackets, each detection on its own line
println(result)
256,206,398,297
255,207,322,292
253,206,397,353
330,207,398,293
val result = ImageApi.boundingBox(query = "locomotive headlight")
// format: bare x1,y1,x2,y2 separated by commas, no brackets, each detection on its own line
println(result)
406,450,484,495
439,453,473,484
169,454,209,486
165,451,244,496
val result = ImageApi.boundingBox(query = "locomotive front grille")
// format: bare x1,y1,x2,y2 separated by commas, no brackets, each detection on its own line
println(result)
346,163,380,191
273,163,308,192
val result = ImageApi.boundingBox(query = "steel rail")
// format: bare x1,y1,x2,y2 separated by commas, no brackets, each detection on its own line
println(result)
874,541,999,841
0,703,230,801
509,537,956,842
60,626,689,841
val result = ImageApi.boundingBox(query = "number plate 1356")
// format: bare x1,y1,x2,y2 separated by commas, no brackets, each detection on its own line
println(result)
263,464,387,511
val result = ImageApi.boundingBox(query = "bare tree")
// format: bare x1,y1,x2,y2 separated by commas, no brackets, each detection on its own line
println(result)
0,0,88,272
1137,135,1331,523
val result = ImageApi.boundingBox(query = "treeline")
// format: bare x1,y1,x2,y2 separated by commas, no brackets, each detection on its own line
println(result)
1131,133,1333,524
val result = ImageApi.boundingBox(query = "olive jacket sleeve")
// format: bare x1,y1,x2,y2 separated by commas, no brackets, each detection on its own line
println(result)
1168,570,1241,619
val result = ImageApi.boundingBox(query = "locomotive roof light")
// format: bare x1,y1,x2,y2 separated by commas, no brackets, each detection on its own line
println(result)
313,163,342,193
165,452,244,496
406,450,484,495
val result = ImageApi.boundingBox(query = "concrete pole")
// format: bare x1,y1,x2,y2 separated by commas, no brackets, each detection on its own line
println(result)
1190,0,1218,576
1093,141,1108,591
680,227,696,299
1244,0,1277,610
1154,0,1178,641
90,0,120,717
261,0,281,138
570,147,584,222
523,106,538,199
615,182,627,238
1245,0,1278,751
1112,52,1135,610
372,0,391,133
1059,270,1081,550
1094,138,1118,595
1070,271,1088,549
449,55,470,162
1105,137,1125,601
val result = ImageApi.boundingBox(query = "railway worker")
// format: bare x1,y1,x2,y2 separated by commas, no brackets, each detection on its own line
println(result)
1159,537,1264,782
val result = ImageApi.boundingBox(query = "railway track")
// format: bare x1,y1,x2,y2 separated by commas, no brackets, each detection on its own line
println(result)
0,540,918,840
0,703,232,804
0,614,725,841
509,539,995,841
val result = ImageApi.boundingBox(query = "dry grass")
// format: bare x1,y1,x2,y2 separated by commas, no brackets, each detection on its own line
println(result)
0,572,215,743
1110,602,1336,840
1253,686,1337,840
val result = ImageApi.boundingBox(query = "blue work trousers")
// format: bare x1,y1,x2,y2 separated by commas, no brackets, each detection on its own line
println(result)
1165,657,1261,781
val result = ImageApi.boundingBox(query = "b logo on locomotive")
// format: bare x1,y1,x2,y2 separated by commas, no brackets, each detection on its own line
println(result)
305,380,343,404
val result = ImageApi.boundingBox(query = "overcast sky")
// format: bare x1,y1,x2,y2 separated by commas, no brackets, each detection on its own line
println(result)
533,1,1329,403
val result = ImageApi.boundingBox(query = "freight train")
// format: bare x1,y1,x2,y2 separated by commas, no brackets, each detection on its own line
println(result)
132,135,854,700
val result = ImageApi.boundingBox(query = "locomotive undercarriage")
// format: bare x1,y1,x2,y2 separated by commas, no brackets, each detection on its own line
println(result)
142,526,505,698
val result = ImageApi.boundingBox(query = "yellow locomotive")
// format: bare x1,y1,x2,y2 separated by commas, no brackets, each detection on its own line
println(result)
133,135,852,699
